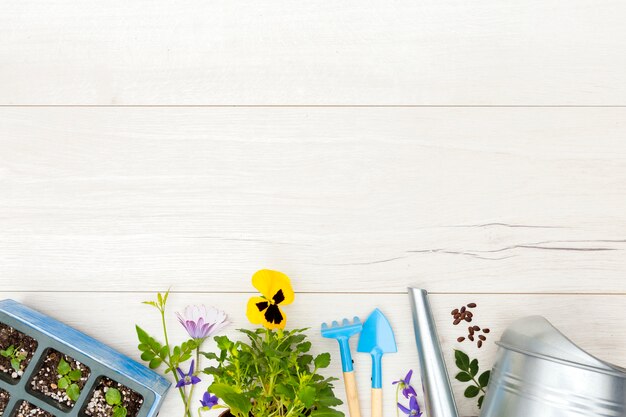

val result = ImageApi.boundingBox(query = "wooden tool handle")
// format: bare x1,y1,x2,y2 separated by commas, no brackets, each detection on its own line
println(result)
342,371,362,417
371,388,382,417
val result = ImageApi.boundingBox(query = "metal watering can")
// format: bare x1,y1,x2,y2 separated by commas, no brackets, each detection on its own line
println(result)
408,288,626,417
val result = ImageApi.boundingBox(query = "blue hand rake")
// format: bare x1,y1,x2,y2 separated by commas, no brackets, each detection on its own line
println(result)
321,317,363,417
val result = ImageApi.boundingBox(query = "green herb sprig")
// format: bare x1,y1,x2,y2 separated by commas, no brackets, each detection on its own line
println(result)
454,350,490,409
203,328,343,417
0,345,27,372
57,357,82,402
106,387,128,417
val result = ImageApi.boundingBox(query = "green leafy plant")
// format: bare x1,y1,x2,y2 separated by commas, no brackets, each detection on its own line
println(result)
203,327,343,417
57,357,82,402
0,345,27,372
454,350,490,409
106,387,128,417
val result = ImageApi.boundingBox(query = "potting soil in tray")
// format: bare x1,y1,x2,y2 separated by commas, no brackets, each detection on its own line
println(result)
0,323,38,382
29,349,91,411
83,377,143,417
0,389,9,416
14,401,54,417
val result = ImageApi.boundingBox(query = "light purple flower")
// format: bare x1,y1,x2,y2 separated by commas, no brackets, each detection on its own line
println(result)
200,392,219,409
175,360,201,388
176,305,229,340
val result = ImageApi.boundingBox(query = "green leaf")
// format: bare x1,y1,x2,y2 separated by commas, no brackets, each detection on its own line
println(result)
478,370,491,388
67,384,81,401
5,346,15,356
297,341,312,352
215,336,233,351
157,292,163,306
149,357,163,369
159,345,169,359
142,301,157,308
298,386,317,408
10,358,21,371
0,350,8,358
478,395,485,409
455,371,472,382
209,383,251,416
140,351,155,362
68,369,82,381
106,388,122,406
113,407,127,417
135,326,150,344
464,385,480,398
314,353,331,369
469,358,479,377
137,343,150,352
310,407,345,417
58,377,70,389
57,358,71,375
454,350,470,371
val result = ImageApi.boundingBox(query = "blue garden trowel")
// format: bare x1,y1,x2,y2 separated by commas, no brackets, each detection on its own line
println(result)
357,308,397,417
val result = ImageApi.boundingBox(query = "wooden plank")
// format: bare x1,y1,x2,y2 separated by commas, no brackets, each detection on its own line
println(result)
1,107,625,293
0,292,623,417
1,0,626,105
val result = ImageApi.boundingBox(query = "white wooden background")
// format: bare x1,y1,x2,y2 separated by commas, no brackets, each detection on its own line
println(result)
1,2,626,417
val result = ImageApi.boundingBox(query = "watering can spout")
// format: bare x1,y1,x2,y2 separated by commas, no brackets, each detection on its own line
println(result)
409,288,460,417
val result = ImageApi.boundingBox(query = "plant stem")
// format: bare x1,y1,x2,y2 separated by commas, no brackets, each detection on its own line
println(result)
160,307,191,417
470,375,487,394
396,384,401,417
186,348,201,417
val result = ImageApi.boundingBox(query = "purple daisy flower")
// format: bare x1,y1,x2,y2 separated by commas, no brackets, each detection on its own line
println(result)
398,395,422,417
393,369,416,398
175,360,201,388
200,392,219,409
176,305,229,340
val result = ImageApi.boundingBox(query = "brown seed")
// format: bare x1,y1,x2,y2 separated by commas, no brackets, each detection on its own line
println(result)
477,340,483,348
460,306,466,313
479,335,486,341
457,337,465,342
464,316,472,322
466,311,473,317
483,328,490,333
468,334,475,341
473,326,480,331
467,303,477,308
453,318,461,325
451,309,459,315
468,327,474,335
454,313,461,320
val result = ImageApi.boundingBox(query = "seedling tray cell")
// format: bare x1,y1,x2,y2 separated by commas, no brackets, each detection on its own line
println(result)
0,300,170,417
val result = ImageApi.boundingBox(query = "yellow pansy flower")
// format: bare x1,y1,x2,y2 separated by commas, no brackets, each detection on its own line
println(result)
246,269,295,330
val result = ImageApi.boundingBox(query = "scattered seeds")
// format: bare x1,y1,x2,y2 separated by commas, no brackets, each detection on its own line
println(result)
451,303,490,348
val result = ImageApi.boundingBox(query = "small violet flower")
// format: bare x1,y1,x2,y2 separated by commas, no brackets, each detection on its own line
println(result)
176,305,229,340
175,360,201,388
398,396,422,417
393,369,417,398
200,392,219,409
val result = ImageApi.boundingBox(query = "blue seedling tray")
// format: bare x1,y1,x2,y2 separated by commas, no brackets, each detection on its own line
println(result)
0,300,171,417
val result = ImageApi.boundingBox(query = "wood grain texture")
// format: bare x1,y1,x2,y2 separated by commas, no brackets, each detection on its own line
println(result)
0,291,624,417
2,0,626,105
1,107,624,293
